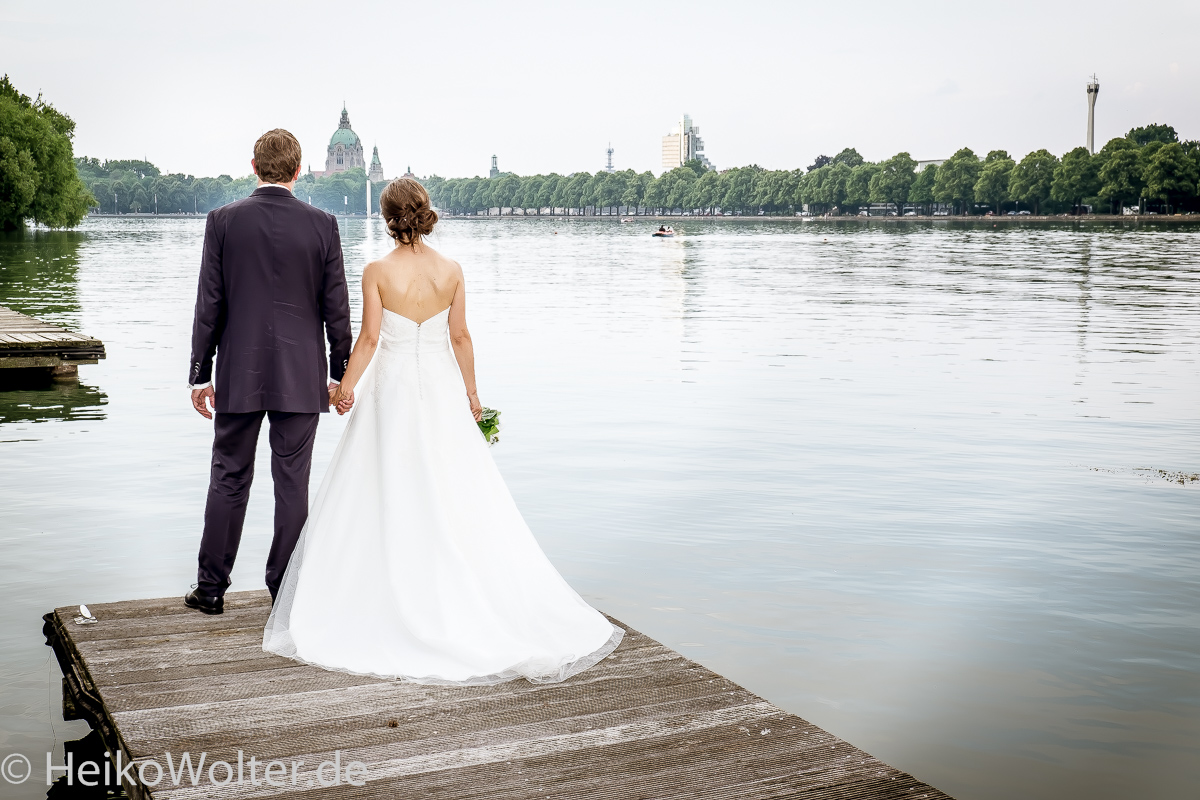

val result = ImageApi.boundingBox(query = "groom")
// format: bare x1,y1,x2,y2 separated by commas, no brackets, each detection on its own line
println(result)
185,128,352,615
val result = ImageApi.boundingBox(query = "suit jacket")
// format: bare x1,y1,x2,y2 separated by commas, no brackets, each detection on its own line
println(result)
189,186,353,414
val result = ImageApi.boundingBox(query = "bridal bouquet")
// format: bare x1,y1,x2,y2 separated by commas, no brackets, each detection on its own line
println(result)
478,407,501,445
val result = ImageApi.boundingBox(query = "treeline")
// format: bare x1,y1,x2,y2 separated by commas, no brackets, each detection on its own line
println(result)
75,161,381,216
423,123,1199,217
76,158,256,214
1,76,93,231
74,122,1199,220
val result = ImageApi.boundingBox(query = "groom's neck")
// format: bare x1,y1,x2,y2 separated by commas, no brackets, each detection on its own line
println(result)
257,177,297,192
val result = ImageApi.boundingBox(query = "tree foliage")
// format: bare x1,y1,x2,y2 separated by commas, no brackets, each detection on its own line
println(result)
1126,124,1177,147
0,75,94,230
933,148,982,213
1009,149,1059,214
68,116,1200,222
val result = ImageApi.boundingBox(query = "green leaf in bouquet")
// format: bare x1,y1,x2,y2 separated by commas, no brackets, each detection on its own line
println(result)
477,407,501,445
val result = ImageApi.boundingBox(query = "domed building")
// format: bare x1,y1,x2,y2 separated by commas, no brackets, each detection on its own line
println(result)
310,106,367,177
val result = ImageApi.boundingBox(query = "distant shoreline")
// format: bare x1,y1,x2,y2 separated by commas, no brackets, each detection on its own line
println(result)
436,213,1198,224
82,212,1199,224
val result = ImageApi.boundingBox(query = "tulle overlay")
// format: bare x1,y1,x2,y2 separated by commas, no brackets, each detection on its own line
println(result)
263,307,622,684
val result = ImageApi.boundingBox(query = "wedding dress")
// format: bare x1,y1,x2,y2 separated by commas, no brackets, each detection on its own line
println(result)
263,306,622,684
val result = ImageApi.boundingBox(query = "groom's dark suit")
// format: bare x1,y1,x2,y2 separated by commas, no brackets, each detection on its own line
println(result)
189,185,352,599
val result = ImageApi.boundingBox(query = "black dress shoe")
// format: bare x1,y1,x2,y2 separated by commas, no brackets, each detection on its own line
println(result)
184,589,224,615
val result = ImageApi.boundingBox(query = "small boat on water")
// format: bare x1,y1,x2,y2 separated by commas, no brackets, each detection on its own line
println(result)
652,226,676,238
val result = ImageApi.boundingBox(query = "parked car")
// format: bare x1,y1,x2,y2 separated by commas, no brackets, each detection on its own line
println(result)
1017,210,1031,215
1006,211,1018,216
933,210,949,216
857,210,869,216
903,211,917,216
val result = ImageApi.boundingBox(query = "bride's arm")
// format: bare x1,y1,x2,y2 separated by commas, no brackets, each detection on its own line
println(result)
448,264,482,421
332,265,383,414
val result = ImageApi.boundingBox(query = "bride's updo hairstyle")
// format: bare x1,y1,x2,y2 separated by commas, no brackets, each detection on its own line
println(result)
380,178,437,247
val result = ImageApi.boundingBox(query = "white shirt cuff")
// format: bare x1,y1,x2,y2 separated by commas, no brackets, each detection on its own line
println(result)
188,381,212,391
329,378,340,385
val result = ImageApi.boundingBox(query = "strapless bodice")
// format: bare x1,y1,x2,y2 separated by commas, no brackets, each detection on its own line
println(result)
378,306,450,354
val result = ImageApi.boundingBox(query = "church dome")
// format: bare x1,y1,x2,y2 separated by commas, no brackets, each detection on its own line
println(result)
330,127,360,147
329,107,360,148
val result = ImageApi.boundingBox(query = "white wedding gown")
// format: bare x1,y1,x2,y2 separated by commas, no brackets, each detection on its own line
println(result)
263,306,622,684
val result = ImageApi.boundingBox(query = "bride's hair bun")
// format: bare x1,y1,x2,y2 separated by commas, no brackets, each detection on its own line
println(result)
380,178,437,247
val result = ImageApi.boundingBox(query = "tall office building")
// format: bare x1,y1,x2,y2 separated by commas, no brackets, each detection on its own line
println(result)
1086,76,1100,154
661,114,714,173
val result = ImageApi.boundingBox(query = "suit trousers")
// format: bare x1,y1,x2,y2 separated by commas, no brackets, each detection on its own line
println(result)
197,410,320,600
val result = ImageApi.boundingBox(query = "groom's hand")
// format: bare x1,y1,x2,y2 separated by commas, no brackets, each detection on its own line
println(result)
335,387,355,415
191,386,216,420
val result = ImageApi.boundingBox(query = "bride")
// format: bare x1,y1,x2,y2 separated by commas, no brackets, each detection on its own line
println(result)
262,178,622,684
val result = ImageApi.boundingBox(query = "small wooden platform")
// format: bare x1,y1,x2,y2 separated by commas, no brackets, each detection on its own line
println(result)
0,305,105,375
44,591,952,799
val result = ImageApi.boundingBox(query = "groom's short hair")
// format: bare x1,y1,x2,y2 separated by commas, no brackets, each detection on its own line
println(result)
253,129,302,184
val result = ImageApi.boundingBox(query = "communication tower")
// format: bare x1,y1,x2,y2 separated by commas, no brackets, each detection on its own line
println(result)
1086,76,1100,155
605,143,615,173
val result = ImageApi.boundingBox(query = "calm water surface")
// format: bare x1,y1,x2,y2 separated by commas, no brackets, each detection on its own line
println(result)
1,217,1197,799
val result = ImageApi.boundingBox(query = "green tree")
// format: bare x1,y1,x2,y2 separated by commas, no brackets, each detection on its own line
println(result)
0,75,94,230
563,172,591,214
869,152,916,212
973,155,1015,214
1009,149,1059,214
846,162,879,209
690,169,722,213
492,174,521,212
621,171,652,212
1143,142,1198,213
1098,149,1143,212
1050,147,1100,211
720,166,760,213
1126,124,1177,146
831,147,863,168
934,148,981,214
538,175,561,211
908,163,937,213
642,173,668,213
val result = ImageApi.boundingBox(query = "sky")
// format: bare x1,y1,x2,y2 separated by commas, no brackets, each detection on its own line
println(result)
4,0,1198,179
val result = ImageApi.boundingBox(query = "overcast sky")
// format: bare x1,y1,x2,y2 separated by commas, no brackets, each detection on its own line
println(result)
4,0,1198,179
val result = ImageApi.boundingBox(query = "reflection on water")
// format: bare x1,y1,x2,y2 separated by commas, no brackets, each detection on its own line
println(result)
0,229,85,323
45,731,128,799
0,378,107,427
0,230,105,427
0,217,1197,800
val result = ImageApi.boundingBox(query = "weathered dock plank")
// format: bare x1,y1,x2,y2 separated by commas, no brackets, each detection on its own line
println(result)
44,591,952,799
0,305,105,375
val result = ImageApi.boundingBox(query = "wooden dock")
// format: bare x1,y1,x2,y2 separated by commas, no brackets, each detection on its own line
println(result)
0,305,105,377
44,591,953,799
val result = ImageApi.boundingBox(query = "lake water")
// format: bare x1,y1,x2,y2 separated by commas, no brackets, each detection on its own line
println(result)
1,217,1197,800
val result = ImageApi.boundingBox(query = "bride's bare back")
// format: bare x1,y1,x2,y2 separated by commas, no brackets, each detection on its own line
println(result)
333,240,480,420
373,243,461,324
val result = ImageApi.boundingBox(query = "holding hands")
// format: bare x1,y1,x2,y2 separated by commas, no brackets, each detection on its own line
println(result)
330,381,355,415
